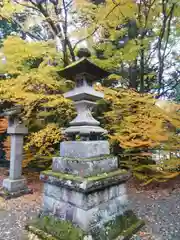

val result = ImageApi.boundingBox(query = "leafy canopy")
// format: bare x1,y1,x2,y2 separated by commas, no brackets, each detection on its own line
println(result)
0,36,75,163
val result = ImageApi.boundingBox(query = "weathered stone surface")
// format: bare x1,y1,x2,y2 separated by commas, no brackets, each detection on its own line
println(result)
64,125,107,135
9,135,24,180
3,178,26,192
4,120,29,195
64,85,104,102
43,183,126,210
0,186,32,199
7,123,28,135
60,141,110,158
40,170,131,193
42,194,128,231
69,100,100,126
52,156,118,177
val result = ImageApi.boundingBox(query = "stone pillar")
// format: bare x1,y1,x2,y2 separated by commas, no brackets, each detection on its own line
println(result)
3,117,28,193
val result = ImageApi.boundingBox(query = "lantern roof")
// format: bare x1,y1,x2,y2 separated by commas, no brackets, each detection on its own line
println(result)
58,57,110,81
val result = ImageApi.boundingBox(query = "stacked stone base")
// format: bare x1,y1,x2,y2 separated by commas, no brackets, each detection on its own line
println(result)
30,141,144,239
36,167,142,240
42,181,128,231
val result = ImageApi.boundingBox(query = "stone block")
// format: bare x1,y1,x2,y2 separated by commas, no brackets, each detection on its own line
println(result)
9,135,24,180
3,178,26,192
7,123,28,135
40,169,130,193
42,194,128,231
43,183,126,210
60,141,110,158
52,156,118,177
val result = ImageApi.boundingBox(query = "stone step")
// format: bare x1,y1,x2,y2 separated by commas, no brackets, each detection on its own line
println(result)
60,141,110,159
40,169,131,193
52,155,118,177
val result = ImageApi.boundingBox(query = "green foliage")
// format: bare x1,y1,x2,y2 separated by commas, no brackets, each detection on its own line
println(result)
0,19,20,46
119,153,179,185
76,0,180,96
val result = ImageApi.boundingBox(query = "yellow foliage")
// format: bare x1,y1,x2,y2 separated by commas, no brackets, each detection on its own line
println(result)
0,37,74,121
100,87,180,151
0,36,61,75
24,123,62,156
0,37,75,166
0,0,23,19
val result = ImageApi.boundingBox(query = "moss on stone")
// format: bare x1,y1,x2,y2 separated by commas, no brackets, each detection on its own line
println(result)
26,211,144,240
26,216,85,240
59,154,115,162
91,210,145,240
42,169,128,182
26,225,57,240
87,169,127,181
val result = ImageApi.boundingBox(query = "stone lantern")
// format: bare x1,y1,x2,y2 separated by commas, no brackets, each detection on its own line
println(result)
36,50,144,240
0,106,31,198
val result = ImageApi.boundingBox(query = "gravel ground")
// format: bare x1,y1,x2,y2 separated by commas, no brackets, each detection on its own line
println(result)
129,189,180,240
0,170,42,240
0,172,179,240
0,192,41,240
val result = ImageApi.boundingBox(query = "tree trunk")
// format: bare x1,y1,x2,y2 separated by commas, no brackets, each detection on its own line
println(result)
140,48,145,93
129,60,138,90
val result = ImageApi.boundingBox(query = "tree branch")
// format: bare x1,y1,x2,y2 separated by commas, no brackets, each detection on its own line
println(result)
156,80,180,98
72,2,126,51
13,0,39,11
162,3,175,60
11,16,44,41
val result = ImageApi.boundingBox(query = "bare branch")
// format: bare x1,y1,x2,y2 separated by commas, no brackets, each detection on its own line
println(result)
162,3,176,60
65,0,73,10
156,80,180,98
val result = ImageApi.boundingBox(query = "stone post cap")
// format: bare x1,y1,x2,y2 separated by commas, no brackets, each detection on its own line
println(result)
7,123,28,135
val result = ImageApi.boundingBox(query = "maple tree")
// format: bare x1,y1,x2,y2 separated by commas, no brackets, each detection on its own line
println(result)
0,36,75,167
0,1,179,182
75,0,180,97
1,0,179,95
0,35,179,182
94,85,180,183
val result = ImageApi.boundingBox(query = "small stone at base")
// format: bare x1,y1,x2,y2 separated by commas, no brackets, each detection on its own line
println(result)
0,187,33,200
